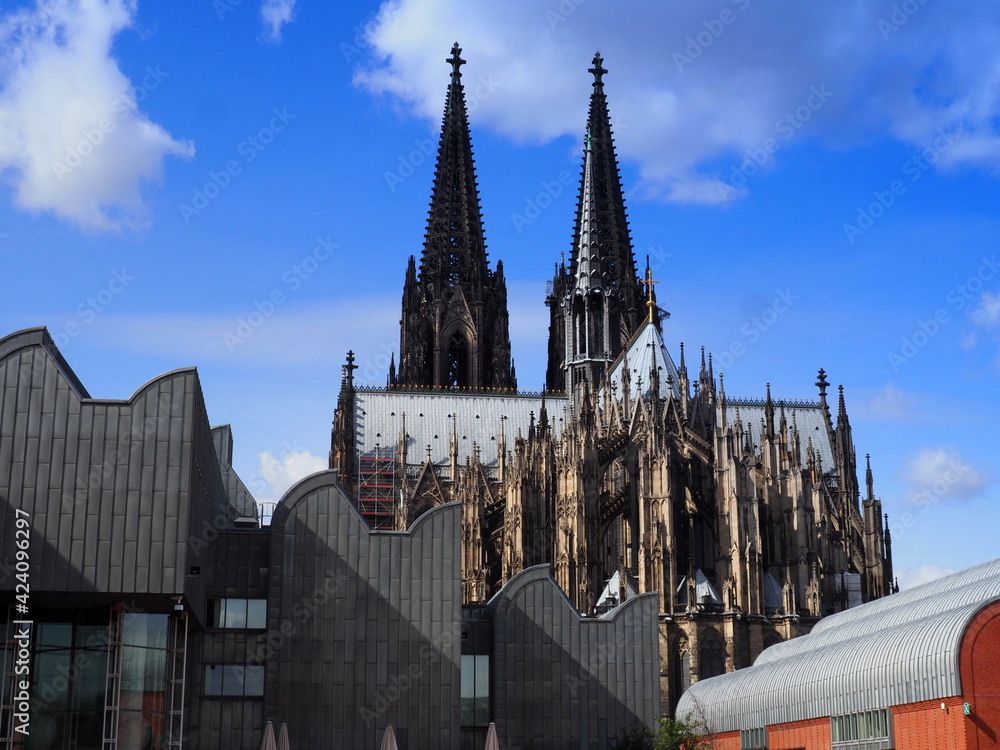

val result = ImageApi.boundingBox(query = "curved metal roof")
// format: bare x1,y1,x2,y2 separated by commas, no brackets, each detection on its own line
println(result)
677,558,1000,733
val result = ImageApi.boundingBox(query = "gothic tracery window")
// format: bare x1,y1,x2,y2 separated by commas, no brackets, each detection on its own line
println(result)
447,330,470,387
699,628,725,679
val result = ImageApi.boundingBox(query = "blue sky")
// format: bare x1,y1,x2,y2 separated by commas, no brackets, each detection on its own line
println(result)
1,0,998,590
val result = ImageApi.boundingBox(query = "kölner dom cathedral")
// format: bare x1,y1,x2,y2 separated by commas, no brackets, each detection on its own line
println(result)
330,44,894,711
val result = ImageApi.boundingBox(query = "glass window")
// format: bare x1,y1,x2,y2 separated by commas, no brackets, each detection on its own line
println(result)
123,613,169,648
19,613,173,747
460,655,489,726
208,599,267,629
204,664,223,695
203,664,265,697
247,599,267,629
222,666,246,696
243,665,265,696
740,727,768,749
223,600,247,629
831,709,891,749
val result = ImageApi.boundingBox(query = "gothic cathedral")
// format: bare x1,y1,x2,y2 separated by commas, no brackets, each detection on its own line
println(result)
331,44,894,712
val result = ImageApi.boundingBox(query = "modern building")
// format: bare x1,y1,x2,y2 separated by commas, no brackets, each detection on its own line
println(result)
330,46,895,713
0,326,659,749
676,558,1000,749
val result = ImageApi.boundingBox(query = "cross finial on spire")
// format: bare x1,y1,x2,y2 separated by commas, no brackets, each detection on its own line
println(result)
589,52,607,87
447,42,465,77
343,350,358,386
643,256,659,323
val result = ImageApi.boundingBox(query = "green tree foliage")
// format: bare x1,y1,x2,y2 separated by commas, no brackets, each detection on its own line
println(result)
611,714,714,750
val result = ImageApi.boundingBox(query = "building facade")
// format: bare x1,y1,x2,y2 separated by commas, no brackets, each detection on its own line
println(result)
0,326,659,749
330,46,895,713
677,558,1000,749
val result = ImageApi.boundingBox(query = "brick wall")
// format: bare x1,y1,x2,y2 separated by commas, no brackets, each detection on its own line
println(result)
892,697,967,750
960,600,1000,750
767,716,830,750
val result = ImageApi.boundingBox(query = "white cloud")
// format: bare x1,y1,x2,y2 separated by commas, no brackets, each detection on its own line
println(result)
0,0,194,230
353,0,1000,204
971,292,1000,329
260,0,296,43
895,564,955,591
869,384,918,420
255,449,326,502
899,446,990,506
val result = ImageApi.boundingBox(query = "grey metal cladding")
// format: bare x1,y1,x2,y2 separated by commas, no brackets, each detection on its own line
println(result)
677,559,1000,733
0,326,232,613
489,565,660,749
211,424,260,520
266,471,462,750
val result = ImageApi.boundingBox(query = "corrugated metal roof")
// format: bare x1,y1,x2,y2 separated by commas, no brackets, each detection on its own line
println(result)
725,401,835,471
676,558,1000,732
354,390,567,466
600,321,681,402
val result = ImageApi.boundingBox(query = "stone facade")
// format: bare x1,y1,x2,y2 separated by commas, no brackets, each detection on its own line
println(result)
331,48,896,713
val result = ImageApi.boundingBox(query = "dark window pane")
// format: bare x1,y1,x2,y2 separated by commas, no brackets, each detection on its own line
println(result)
32,650,71,711
208,599,221,627
204,665,223,695
460,655,475,699
474,655,489,699
75,624,108,650
123,614,168,648
243,665,265,696
222,600,247,629
246,600,267,629
35,622,73,648
222,665,245,696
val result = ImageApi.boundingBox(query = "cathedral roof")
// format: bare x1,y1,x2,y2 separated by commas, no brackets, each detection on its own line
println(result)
677,557,1000,732
725,400,836,472
599,320,681,402
353,389,567,467
676,569,722,607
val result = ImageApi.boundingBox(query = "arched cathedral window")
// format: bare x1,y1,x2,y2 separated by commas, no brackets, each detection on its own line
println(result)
699,628,725,679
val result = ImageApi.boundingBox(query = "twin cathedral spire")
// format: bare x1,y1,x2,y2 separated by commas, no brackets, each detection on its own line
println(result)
394,45,646,393
394,43,515,390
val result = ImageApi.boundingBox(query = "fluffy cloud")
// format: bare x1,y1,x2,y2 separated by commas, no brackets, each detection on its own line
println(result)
0,0,194,230
900,446,990,506
254,448,326,504
260,0,296,43
895,564,955,591
971,292,1000,329
868,384,919,420
354,0,1000,203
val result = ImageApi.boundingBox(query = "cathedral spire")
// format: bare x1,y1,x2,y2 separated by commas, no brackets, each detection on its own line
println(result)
396,44,515,390
546,52,644,392
421,42,485,285
568,52,642,319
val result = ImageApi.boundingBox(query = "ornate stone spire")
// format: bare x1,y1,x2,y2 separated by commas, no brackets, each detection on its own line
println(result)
546,52,644,392
396,43,515,390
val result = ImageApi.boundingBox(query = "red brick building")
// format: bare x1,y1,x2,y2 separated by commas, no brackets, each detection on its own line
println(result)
677,559,1000,749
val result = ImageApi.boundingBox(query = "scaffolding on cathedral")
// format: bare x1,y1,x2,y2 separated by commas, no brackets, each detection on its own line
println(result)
357,446,397,529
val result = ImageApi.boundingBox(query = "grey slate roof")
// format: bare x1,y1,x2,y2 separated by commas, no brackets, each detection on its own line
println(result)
600,321,681,402
676,558,1000,732
725,400,836,472
354,390,567,466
